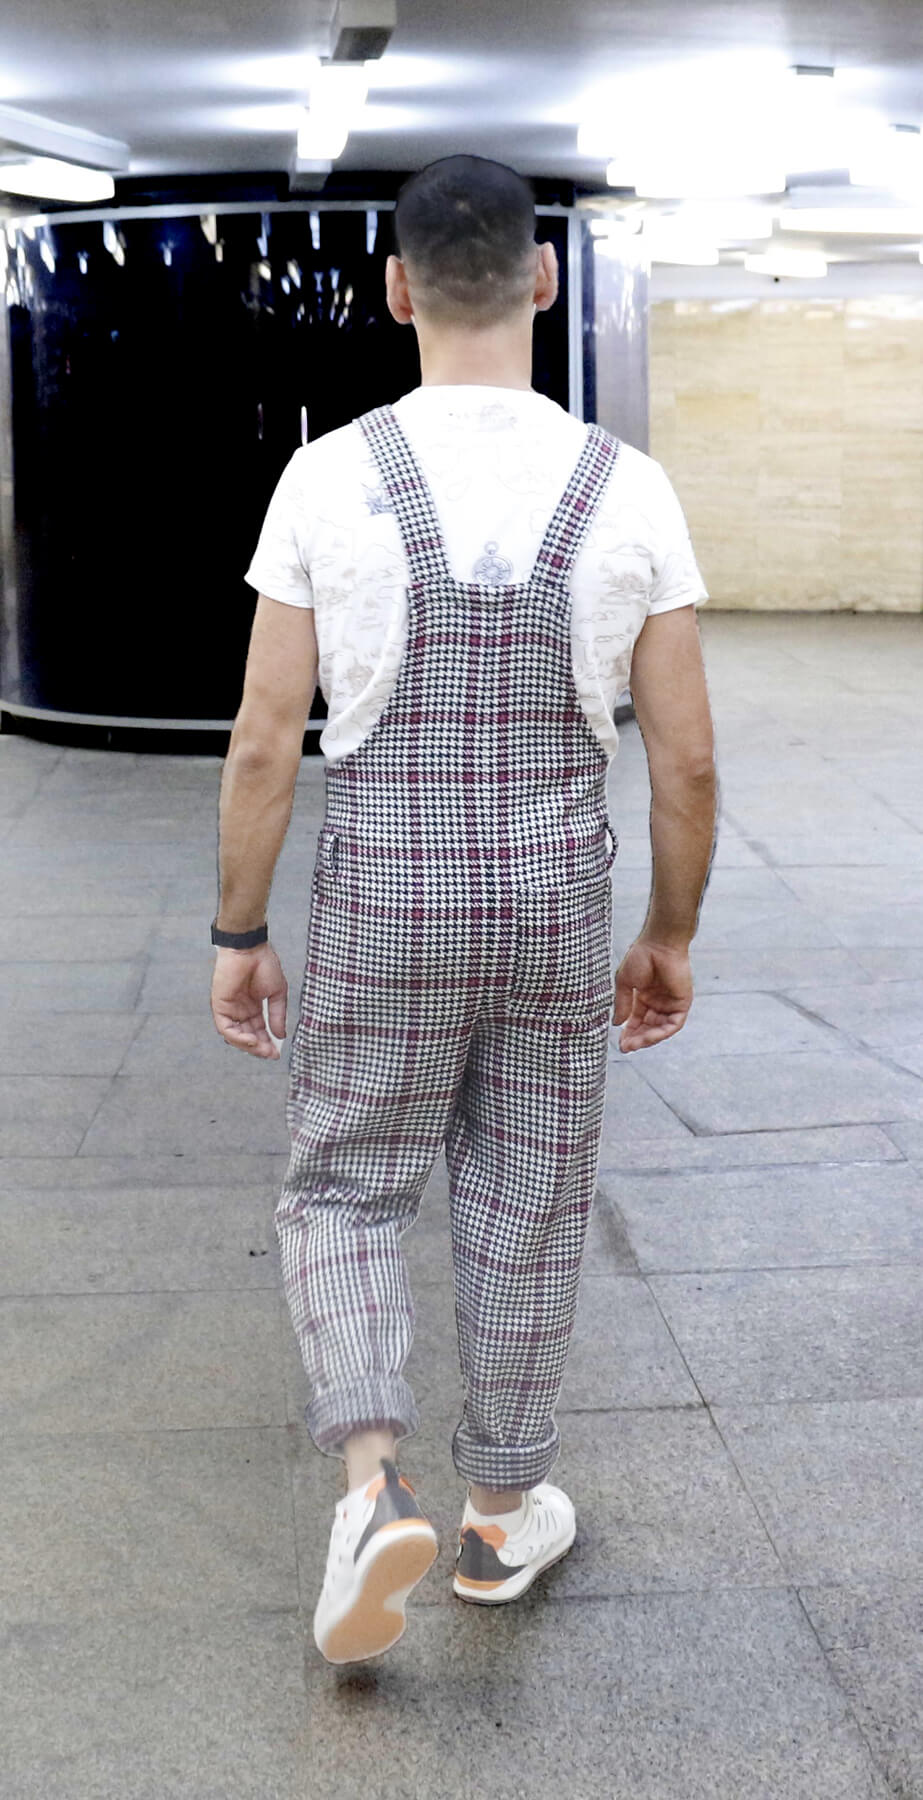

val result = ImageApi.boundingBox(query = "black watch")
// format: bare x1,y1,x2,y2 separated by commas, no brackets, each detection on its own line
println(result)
210,916,269,949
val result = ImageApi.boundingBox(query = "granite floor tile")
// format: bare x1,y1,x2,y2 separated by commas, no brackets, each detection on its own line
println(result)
121,1009,267,1073
0,960,145,1013
598,1064,693,1140
884,1121,923,1164
1,1608,310,1800
857,947,923,981
824,905,923,950
615,895,841,953
0,1074,112,1156
734,832,923,868
0,1290,285,1432
610,1159,923,1272
0,1151,289,1189
299,1591,890,1800
779,866,923,909
0,1010,142,1076
557,1274,701,1410
629,990,846,1060
598,1123,903,1173
2,840,217,881
780,976,923,1047
78,1067,291,1156
799,1582,923,1800
0,875,170,916
0,914,159,961
0,1182,280,1295
636,1048,923,1133
649,1265,923,1404
0,1427,298,1624
135,952,251,1014
4,795,217,845
715,1398,923,1584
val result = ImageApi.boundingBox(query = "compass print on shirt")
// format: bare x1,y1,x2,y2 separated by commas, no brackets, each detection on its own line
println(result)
472,540,514,582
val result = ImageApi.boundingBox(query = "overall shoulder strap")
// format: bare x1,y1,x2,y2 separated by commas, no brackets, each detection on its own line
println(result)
532,423,621,586
357,404,452,584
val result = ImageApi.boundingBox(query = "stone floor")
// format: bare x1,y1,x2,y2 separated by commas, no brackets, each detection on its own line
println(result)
1,610,922,1800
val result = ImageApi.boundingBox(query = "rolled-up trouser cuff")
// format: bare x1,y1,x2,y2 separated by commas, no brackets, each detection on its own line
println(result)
305,1375,420,1459
451,1415,562,1489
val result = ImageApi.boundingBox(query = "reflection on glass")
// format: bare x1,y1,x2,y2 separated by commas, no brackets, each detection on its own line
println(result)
0,204,572,723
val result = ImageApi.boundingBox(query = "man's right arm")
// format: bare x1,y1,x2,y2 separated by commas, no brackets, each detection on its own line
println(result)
613,604,718,1052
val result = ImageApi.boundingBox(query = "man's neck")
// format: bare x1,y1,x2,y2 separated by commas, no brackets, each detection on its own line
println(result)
416,319,535,391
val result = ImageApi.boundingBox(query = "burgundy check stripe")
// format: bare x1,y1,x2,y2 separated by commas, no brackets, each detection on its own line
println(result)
275,402,622,1489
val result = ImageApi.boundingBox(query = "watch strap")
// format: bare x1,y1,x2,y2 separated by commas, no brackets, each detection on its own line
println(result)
210,917,268,949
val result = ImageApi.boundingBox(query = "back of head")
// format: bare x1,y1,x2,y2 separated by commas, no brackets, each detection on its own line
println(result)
394,154,537,329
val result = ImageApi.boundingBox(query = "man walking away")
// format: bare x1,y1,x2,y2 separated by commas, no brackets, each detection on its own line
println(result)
210,154,718,1665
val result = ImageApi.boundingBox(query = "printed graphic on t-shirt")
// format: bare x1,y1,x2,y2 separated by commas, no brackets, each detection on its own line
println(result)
472,541,514,583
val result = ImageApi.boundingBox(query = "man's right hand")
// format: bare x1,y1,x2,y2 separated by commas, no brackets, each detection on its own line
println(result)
612,937,693,1053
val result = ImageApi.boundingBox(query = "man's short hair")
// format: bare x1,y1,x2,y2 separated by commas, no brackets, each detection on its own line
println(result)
394,154,537,327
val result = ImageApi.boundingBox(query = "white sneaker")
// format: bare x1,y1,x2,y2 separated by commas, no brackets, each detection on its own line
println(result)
453,1481,576,1604
313,1457,438,1664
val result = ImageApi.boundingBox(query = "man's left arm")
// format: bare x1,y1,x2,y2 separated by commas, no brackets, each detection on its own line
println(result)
216,592,318,930
211,594,318,1057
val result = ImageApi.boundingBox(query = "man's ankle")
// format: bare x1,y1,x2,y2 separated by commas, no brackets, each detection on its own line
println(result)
343,1428,397,1493
469,1484,524,1515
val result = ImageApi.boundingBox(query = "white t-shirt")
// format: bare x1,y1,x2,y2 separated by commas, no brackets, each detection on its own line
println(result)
244,384,709,764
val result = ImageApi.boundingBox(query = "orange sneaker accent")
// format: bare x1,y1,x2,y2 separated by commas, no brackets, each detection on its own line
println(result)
469,1522,509,1550
363,1474,387,1501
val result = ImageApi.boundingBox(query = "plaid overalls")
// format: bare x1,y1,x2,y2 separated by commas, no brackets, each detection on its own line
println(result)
275,403,620,1489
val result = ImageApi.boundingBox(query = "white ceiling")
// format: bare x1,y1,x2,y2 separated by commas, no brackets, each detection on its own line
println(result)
2,1,923,262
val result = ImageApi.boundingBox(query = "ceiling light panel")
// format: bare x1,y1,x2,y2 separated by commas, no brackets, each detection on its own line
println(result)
778,205,923,233
0,157,115,202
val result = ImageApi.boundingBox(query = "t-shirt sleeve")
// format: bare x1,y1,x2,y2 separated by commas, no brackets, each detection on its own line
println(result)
243,449,314,608
646,460,709,615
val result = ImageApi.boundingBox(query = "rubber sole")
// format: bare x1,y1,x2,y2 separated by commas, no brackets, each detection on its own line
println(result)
453,1523,577,1605
315,1522,439,1664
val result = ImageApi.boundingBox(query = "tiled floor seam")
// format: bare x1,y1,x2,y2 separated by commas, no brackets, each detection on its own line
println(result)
791,1584,907,1799
700,1404,899,1792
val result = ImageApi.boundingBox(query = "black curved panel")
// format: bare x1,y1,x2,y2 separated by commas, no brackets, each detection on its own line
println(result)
0,203,571,725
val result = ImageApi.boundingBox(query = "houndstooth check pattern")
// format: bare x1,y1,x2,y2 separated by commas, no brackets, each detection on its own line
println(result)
274,404,622,1489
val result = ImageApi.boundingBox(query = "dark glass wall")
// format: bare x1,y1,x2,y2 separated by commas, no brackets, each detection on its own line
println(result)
0,204,571,729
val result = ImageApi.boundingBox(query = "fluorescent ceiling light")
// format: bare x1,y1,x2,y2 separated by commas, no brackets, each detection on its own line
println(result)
777,205,923,234
662,203,775,240
631,156,787,198
744,248,828,276
295,57,369,163
849,124,923,198
0,157,115,202
641,221,721,263
647,243,721,265
311,62,369,118
589,216,643,237
583,56,869,192
296,112,348,160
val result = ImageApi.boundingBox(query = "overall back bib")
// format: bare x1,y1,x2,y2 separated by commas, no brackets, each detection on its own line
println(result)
275,404,621,1490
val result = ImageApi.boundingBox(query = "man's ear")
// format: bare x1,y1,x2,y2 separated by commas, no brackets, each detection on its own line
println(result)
385,254,415,325
534,241,559,313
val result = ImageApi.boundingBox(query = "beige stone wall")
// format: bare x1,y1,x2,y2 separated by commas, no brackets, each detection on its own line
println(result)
649,296,923,611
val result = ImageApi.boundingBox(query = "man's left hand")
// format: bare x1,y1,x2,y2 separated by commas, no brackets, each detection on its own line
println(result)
211,943,288,1059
